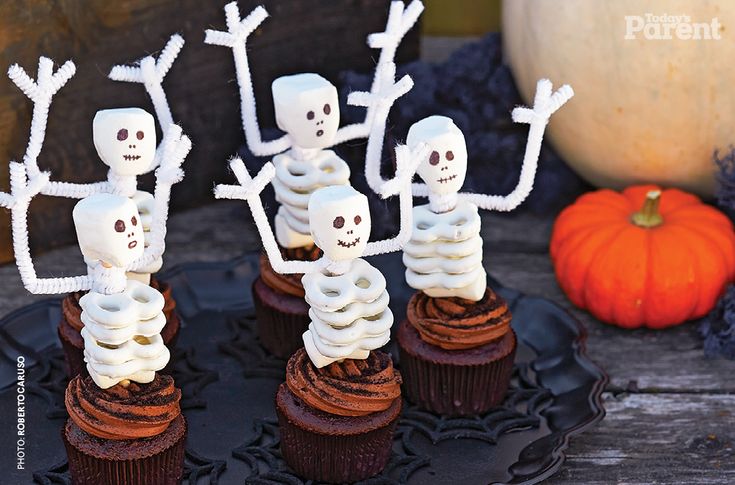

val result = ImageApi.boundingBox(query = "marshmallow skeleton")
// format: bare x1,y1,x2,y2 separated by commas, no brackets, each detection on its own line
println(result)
205,1,422,248
74,196,170,388
363,79,574,301
8,39,185,282
0,87,189,387
214,143,425,367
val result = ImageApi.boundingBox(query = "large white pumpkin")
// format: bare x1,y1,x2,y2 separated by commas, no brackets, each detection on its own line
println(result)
502,0,735,197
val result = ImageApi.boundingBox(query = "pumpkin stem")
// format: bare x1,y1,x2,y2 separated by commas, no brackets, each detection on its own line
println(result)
631,190,663,228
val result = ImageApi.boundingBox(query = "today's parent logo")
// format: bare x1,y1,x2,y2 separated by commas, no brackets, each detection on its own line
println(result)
625,13,722,40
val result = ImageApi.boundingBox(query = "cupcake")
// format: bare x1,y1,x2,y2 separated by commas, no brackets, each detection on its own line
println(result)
370,95,572,416
2,63,192,481
63,374,186,485
57,190,188,484
58,276,180,378
276,348,401,483
397,289,516,415
253,245,321,358
214,129,420,478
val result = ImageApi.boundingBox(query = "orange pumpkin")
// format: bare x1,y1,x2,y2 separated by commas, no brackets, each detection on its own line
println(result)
550,185,735,329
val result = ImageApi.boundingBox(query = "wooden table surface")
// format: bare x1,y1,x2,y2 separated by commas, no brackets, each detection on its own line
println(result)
1,201,733,484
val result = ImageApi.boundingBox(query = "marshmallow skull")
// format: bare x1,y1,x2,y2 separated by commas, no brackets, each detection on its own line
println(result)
93,108,157,176
73,194,144,268
308,185,371,261
407,116,468,196
272,73,339,149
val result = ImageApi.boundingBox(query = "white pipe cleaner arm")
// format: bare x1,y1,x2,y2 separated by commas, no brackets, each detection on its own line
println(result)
129,124,190,271
205,3,291,157
7,57,104,199
460,79,574,212
349,62,414,193
363,143,425,257
109,34,185,167
3,163,91,294
109,34,183,133
331,0,424,145
214,159,321,274
410,181,431,198
368,0,424,77
8,57,76,179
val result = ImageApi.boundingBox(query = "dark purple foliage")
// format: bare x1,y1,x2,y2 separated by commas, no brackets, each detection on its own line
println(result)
700,149,735,360
699,285,735,360
714,147,735,216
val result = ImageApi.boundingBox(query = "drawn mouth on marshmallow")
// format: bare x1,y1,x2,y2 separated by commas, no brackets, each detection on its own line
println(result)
316,130,324,137
437,174,457,184
337,237,360,248
123,154,141,161
128,241,138,249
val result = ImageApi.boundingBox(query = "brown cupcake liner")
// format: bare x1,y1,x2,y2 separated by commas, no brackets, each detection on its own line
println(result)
151,279,176,315
253,277,310,359
58,318,88,379
398,319,517,416
160,311,181,351
63,416,186,485
276,385,399,483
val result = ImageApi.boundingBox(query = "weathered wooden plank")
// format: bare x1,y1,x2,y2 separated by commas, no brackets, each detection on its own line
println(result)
0,0,420,262
546,392,735,484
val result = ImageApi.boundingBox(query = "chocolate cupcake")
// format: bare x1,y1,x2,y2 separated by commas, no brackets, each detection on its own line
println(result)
276,348,402,483
58,276,180,378
397,288,516,416
253,245,320,358
63,374,186,485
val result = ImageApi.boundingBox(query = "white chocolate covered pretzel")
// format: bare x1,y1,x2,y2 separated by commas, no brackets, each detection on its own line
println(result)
81,279,169,388
402,199,487,300
272,150,350,247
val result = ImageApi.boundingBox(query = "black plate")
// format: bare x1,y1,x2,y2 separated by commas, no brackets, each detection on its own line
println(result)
0,252,607,484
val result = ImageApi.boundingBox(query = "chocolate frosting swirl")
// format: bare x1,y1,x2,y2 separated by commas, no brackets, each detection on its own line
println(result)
407,289,512,350
286,348,401,417
260,245,321,298
65,374,182,440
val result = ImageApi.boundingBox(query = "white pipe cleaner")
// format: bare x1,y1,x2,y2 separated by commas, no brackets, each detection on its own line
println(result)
128,124,190,272
7,57,76,179
215,159,318,274
333,0,424,145
1,163,91,294
108,34,184,137
352,62,414,194
363,143,427,257
460,80,574,211
205,4,291,156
